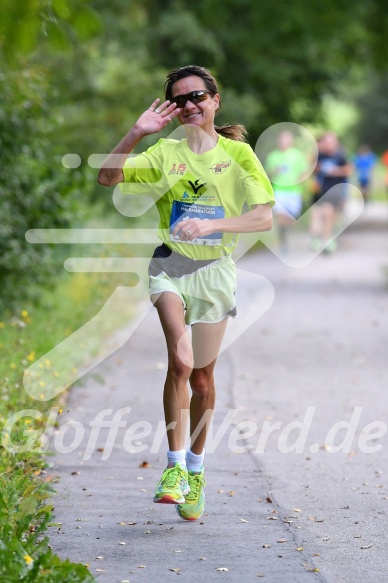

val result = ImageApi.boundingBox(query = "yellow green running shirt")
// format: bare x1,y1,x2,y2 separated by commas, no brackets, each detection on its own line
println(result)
119,133,275,261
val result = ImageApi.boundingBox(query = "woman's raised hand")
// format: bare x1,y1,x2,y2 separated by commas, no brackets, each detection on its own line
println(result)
134,99,181,136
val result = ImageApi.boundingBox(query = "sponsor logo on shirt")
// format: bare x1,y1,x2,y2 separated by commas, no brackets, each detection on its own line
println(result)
188,179,206,194
168,163,187,175
180,192,215,202
210,160,231,174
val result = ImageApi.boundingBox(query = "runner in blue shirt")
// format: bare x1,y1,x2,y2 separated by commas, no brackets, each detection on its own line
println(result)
353,145,377,203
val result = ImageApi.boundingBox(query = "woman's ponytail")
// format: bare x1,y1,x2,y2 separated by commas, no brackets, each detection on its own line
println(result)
215,124,247,142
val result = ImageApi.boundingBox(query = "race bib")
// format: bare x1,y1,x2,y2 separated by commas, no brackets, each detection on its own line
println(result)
169,201,225,246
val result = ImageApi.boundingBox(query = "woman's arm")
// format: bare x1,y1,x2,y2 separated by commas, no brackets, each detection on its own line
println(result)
97,99,180,187
97,126,145,186
173,203,273,242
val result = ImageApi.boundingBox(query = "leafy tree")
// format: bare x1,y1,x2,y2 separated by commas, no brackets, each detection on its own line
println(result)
0,69,91,309
0,0,100,310
354,72,388,152
144,0,388,142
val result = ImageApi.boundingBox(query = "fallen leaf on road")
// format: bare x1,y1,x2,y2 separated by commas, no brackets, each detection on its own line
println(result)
267,516,278,520
118,542,126,545
296,547,304,551
199,557,206,560
262,544,271,548
95,556,104,559
266,497,272,503
138,565,146,568
169,568,181,572
239,518,248,522
216,567,228,571
292,508,302,512
139,461,149,468
361,544,373,549
277,539,287,543
228,491,235,496
256,575,265,578
127,522,137,525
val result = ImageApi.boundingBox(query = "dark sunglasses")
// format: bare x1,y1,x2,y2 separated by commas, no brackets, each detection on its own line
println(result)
171,90,211,109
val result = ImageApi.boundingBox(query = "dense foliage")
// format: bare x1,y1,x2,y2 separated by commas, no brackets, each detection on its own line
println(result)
0,70,91,309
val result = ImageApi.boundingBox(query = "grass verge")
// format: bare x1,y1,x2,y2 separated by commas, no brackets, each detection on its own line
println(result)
0,262,144,581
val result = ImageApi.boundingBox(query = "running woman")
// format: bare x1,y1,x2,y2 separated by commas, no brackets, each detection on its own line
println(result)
98,65,274,521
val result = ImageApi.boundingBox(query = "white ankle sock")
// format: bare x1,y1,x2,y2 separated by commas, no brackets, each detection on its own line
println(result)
167,449,186,469
186,448,204,473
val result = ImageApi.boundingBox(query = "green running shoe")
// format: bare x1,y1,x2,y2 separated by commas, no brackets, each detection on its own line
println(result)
176,467,206,521
153,463,189,504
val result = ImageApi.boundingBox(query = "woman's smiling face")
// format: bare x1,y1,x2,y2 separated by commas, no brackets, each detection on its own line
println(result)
171,75,220,133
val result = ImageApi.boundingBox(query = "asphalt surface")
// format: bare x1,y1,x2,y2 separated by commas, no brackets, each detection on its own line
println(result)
49,201,388,583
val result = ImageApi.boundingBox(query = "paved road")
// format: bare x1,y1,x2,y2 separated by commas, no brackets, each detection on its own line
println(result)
49,202,388,582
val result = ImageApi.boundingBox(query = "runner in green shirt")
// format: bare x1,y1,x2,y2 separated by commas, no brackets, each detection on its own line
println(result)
266,131,308,251
98,65,274,521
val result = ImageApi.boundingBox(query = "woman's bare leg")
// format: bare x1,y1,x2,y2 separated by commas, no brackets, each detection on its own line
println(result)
189,319,228,454
153,292,192,451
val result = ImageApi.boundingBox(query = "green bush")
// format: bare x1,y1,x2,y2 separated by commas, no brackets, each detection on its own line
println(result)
0,462,95,583
0,69,91,310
